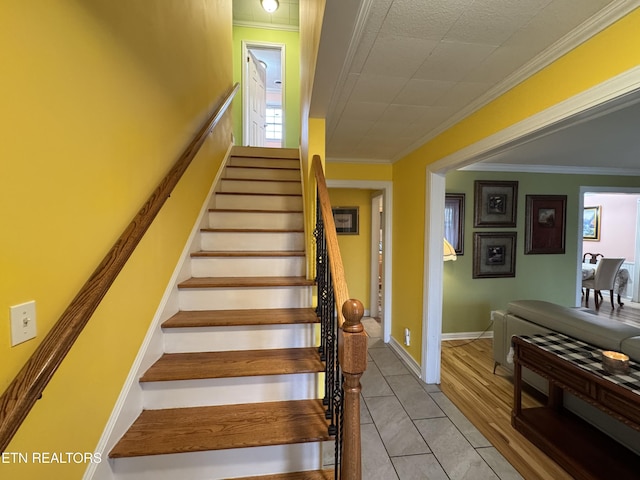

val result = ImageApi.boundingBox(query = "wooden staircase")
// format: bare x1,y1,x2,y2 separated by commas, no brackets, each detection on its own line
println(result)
108,147,334,480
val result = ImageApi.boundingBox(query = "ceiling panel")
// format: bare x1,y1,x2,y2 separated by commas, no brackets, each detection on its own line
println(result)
312,0,623,164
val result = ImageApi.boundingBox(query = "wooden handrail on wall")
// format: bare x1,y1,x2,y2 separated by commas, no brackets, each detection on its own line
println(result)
0,83,240,452
312,154,366,480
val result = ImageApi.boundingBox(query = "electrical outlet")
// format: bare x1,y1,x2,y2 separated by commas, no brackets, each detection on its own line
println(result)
10,301,37,346
404,328,411,346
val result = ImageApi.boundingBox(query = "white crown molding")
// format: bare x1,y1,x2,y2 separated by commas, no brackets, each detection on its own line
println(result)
393,0,640,163
325,0,375,138
429,65,640,173
461,163,640,176
233,20,299,32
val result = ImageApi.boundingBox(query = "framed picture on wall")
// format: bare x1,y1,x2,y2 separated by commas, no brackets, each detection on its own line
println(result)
524,195,567,254
332,206,359,235
474,180,518,227
445,193,465,255
583,206,601,241
473,232,517,278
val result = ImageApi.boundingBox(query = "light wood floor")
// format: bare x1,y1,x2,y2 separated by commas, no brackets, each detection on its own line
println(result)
440,301,640,480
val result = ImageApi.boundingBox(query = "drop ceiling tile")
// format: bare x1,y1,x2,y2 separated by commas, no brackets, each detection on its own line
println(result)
433,82,493,108
507,0,612,46
413,41,497,82
380,0,475,40
368,120,419,138
350,30,378,74
363,0,395,34
361,34,438,77
463,44,544,83
383,104,433,123
349,74,409,104
332,118,376,138
444,0,551,45
394,78,455,106
341,102,389,122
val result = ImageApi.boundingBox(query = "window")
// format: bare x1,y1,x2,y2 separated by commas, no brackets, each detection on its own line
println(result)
265,107,282,140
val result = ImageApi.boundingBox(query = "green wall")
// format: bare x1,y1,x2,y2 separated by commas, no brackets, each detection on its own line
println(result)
232,26,300,148
443,170,640,334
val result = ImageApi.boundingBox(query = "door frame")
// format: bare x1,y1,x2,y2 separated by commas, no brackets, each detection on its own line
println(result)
370,192,384,322
423,67,640,384
327,179,393,344
241,41,286,147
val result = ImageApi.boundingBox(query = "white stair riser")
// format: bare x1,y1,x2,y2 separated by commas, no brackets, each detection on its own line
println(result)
224,167,300,181
111,443,322,480
200,231,304,251
229,157,300,169
142,373,320,409
214,194,302,211
163,324,317,353
208,211,303,230
178,286,312,310
219,179,301,195
191,256,305,277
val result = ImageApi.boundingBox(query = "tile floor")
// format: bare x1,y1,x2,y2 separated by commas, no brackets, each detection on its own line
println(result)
358,317,523,480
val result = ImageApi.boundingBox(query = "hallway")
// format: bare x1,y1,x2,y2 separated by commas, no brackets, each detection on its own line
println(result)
358,318,522,479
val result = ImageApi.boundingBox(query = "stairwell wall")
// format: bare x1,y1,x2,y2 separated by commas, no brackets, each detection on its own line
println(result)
0,2,233,478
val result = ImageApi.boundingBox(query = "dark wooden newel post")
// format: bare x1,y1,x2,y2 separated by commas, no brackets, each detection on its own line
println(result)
339,298,367,480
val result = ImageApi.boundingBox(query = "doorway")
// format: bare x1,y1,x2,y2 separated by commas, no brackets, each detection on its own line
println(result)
370,193,384,322
242,41,285,148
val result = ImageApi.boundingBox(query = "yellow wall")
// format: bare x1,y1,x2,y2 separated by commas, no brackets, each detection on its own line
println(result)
392,9,640,364
0,1,233,478
328,189,374,310
326,162,393,182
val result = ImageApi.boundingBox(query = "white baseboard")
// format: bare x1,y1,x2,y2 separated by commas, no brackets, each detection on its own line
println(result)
441,331,494,341
387,336,421,379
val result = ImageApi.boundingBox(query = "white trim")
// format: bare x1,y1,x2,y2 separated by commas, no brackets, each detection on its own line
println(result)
462,163,640,177
430,66,640,174
325,0,375,138
326,179,393,344
441,331,494,341
388,336,421,379
424,68,640,390
370,192,383,323
84,144,234,480
242,41,287,147
233,20,299,32
422,172,445,384
392,0,640,162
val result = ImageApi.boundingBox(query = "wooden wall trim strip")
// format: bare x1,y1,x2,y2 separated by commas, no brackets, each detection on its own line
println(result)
0,83,240,452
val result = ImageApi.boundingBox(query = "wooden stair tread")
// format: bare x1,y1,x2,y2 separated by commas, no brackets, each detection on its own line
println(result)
201,228,304,233
162,308,319,328
223,177,300,183
109,399,330,458
229,470,334,480
209,208,303,213
226,165,300,171
191,250,305,258
231,146,299,159
215,192,302,197
140,348,324,382
178,276,315,288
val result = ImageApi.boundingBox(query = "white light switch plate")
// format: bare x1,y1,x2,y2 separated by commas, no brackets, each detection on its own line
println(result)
10,301,37,346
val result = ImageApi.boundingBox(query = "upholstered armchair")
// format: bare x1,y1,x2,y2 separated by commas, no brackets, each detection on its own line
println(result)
582,257,625,309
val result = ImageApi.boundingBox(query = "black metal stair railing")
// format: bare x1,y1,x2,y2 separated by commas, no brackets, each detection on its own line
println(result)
314,191,344,479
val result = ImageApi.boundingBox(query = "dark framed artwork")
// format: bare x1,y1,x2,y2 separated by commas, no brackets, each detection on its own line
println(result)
583,206,601,241
444,193,465,255
332,206,359,235
474,180,518,227
473,232,517,278
524,195,567,254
